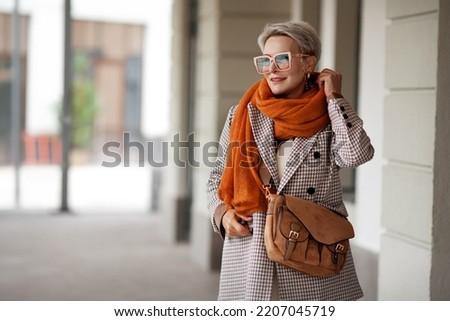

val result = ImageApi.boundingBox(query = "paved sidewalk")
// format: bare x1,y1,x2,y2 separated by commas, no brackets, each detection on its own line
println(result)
0,211,220,301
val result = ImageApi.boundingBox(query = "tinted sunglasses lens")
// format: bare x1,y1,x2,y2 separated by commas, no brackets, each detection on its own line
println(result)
255,57,270,74
274,53,290,70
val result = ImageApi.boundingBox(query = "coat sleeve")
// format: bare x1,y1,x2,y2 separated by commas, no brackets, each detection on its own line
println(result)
328,97,374,167
206,105,237,238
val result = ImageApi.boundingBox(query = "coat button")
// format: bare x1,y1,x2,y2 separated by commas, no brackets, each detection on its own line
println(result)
313,151,321,159
340,106,345,111
346,122,352,128
343,114,349,119
307,187,315,195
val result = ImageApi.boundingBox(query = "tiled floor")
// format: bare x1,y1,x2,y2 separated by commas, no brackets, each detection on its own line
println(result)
0,211,220,301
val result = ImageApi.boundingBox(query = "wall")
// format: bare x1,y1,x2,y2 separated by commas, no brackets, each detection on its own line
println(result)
351,0,386,300
379,0,439,300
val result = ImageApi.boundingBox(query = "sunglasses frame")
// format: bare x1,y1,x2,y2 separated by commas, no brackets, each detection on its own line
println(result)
253,51,309,74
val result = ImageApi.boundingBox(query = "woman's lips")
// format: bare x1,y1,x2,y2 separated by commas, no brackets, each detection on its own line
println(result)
270,77,285,83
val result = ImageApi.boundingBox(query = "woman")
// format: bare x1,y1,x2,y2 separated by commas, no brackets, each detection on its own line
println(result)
207,21,374,300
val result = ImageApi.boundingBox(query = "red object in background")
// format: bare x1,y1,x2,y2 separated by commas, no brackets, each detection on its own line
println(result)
22,132,62,164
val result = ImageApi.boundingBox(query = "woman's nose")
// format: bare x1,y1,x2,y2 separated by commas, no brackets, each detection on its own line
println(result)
267,61,277,73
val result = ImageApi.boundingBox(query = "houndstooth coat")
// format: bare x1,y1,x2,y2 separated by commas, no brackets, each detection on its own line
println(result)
207,97,374,301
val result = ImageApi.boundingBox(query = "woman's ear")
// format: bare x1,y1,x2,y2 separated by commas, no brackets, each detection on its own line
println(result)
304,55,317,73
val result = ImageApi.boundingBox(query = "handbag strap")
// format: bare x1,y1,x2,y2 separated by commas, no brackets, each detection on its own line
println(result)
259,162,276,197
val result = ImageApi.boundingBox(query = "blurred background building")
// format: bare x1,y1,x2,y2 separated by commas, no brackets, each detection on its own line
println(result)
0,0,171,212
0,0,448,300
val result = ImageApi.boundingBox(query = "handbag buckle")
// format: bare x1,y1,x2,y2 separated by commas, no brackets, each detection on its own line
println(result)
262,184,275,198
335,243,345,253
289,230,300,240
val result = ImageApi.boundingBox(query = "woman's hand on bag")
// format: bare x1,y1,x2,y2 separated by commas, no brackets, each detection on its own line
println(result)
222,210,253,237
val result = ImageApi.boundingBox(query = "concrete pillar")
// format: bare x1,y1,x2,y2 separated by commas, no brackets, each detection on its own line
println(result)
352,0,386,300
291,0,321,32
379,0,440,300
158,0,192,243
319,0,337,70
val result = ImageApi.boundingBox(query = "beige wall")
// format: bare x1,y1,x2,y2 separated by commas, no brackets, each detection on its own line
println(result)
379,0,449,300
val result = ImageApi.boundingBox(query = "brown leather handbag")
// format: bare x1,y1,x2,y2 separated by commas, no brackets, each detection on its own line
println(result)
264,193,354,277
260,165,354,277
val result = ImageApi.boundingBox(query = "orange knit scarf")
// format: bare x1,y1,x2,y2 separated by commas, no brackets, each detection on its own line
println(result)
217,76,330,216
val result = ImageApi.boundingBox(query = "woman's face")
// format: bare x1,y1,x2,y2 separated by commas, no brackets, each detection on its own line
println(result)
262,35,314,99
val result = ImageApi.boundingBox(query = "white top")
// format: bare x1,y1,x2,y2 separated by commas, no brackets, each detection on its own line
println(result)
276,139,294,180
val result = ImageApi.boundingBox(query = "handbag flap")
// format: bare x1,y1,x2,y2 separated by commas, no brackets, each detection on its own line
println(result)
283,194,354,244
279,210,310,242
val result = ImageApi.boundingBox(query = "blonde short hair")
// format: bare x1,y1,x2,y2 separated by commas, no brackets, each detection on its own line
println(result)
257,21,321,60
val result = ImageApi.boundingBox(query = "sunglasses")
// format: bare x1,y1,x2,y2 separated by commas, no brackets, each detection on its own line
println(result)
253,51,309,74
